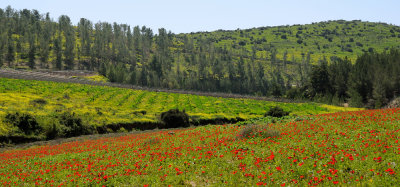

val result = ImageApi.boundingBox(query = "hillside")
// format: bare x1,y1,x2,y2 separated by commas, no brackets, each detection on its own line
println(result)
1,7,400,97
0,77,359,141
186,20,400,62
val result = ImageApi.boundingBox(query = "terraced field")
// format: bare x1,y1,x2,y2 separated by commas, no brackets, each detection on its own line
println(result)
0,77,360,136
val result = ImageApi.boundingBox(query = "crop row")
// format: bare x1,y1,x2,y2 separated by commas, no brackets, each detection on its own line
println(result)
0,77,360,132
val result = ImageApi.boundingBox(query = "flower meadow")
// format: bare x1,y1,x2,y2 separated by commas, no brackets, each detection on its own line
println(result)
0,108,399,186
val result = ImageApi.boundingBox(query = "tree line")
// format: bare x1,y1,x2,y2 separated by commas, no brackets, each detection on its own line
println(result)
299,49,400,108
0,6,399,108
0,6,301,96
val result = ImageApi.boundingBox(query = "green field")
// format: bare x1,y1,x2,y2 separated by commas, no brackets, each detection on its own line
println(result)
0,78,360,136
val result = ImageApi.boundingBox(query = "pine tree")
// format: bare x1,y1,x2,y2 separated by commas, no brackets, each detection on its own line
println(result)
54,37,62,70
6,38,14,67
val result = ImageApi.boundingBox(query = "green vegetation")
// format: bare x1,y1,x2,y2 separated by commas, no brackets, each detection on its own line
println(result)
0,78,360,139
81,75,109,83
160,109,190,128
264,106,290,118
187,20,400,62
1,6,400,98
306,49,400,108
1,108,399,186
4,112,42,136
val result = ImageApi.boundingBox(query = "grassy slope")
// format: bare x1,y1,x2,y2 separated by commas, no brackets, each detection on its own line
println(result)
0,78,360,135
183,20,400,63
0,108,398,186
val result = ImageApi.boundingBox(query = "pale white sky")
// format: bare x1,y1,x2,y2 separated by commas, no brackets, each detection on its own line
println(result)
1,0,399,34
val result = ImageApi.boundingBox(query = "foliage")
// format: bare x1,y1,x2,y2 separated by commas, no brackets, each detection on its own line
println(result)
82,75,109,83
264,106,290,118
160,109,190,128
29,98,48,108
307,49,400,108
0,77,359,142
0,78,358,135
236,124,280,139
57,112,93,138
3,112,42,136
45,123,62,140
1,7,400,97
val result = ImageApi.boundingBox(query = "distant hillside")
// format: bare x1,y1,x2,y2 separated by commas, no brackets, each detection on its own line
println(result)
186,20,400,62
1,6,400,97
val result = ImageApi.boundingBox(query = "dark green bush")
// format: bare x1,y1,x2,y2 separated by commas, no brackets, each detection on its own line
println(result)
45,123,63,140
160,109,190,128
58,112,93,137
297,39,303,44
30,98,48,108
264,106,290,118
4,112,42,136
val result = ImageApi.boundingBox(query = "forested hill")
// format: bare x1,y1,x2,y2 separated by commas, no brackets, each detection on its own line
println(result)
184,20,400,61
0,6,400,101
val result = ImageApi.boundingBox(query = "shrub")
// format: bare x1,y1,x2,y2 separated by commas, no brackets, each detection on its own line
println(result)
63,93,70,99
346,48,353,52
238,41,246,46
45,123,64,140
58,112,93,137
237,124,280,139
117,127,128,133
264,106,290,118
4,112,42,136
237,124,259,139
30,98,48,107
368,47,374,53
286,88,300,99
160,109,190,128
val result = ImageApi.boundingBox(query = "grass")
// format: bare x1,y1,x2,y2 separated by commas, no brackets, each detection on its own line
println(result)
0,108,398,186
185,20,400,63
0,78,361,136
80,75,109,83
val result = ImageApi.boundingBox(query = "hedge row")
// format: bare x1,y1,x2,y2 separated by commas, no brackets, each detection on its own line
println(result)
0,107,288,145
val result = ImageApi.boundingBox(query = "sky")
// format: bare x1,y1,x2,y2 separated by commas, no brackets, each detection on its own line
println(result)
1,0,399,34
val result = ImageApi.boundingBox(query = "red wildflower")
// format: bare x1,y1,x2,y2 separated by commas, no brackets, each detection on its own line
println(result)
386,168,396,175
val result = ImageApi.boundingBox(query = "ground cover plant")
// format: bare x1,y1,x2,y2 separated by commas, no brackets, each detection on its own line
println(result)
0,108,398,186
0,78,359,137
